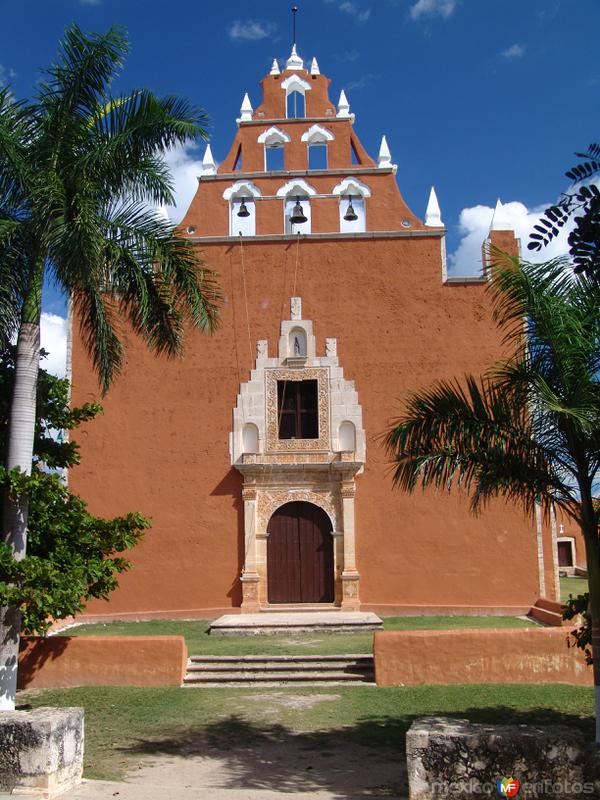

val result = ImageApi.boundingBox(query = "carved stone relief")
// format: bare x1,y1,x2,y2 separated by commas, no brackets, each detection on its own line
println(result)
265,367,330,452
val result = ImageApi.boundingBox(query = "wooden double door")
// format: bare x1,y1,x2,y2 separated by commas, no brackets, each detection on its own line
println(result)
267,502,334,604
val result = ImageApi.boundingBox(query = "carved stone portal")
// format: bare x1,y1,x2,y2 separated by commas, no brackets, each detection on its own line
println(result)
230,299,365,611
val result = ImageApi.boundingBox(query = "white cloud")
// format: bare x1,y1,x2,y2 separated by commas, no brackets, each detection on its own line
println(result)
448,200,574,277
160,142,206,223
228,20,275,41
346,73,376,91
410,0,456,20
40,313,67,377
501,43,525,60
325,1,371,23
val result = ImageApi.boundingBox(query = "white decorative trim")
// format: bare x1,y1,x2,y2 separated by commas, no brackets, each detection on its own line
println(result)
281,74,311,93
257,126,291,146
223,180,262,200
332,176,372,198
276,178,317,198
237,93,253,124
489,198,513,232
231,299,366,611
337,90,351,119
285,45,304,71
301,124,335,144
270,59,280,76
310,57,320,76
201,144,216,176
378,135,397,172
425,186,443,227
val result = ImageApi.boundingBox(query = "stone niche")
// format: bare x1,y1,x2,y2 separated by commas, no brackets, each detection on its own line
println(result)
406,717,595,800
230,297,366,611
0,707,84,797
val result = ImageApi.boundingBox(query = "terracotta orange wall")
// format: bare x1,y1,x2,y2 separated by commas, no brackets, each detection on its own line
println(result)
69,233,548,617
374,628,592,687
181,170,419,238
18,636,187,688
554,508,587,571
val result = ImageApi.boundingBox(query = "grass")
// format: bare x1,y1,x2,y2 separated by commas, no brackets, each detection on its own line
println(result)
17,683,594,782
59,615,535,656
560,576,589,603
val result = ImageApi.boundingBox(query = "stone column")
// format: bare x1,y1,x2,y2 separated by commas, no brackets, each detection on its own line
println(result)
340,480,360,610
240,485,260,612
331,530,344,605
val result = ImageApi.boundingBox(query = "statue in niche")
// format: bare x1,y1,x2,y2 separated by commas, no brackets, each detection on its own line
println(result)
325,338,337,357
257,340,267,358
291,297,301,320
294,336,301,356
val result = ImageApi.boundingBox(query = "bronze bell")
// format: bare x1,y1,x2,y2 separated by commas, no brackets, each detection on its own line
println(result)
237,198,251,218
344,195,358,222
289,196,308,225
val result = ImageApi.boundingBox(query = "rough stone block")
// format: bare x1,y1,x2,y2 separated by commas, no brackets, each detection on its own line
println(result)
0,707,84,797
406,717,590,799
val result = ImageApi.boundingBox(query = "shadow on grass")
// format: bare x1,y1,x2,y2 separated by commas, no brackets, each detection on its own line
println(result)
117,706,593,799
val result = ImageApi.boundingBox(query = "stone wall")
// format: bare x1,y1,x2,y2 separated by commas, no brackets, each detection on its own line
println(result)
0,707,83,797
374,628,591,687
18,635,187,689
406,717,597,799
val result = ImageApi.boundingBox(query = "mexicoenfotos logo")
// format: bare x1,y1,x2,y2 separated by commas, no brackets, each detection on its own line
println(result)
496,777,520,797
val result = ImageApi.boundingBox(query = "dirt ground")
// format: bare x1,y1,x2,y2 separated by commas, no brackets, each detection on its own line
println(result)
63,692,406,799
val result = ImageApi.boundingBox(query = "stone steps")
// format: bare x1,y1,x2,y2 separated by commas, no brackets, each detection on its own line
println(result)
183,654,374,686
208,611,383,636
528,597,564,627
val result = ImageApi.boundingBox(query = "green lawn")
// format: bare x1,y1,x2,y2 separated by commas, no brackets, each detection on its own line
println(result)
560,576,589,603
17,683,594,782
59,615,534,656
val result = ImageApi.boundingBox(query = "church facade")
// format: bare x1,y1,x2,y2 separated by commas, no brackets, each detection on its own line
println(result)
70,47,560,619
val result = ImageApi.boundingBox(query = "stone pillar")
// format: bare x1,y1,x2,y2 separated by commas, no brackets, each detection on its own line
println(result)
340,481,360,610
0,707,84,797
240,485,260,612
331,530,344,605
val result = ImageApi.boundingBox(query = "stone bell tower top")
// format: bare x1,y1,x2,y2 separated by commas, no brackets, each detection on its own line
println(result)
180,43,445,239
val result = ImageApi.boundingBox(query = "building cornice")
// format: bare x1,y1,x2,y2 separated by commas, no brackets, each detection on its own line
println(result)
201,167,388,183
188,229,446,244
239,117,341,127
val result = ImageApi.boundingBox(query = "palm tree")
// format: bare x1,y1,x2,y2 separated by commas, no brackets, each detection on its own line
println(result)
0,25,220,709
385,254,600,741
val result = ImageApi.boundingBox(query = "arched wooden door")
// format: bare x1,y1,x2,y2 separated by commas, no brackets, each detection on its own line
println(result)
267,502,334,604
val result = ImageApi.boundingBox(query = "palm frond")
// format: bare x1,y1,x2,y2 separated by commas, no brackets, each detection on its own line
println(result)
385,373,578,520
72,286,123,394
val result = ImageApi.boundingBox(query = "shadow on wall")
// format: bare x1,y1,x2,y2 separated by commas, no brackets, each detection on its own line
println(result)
17,636,68,689
211,467,244,607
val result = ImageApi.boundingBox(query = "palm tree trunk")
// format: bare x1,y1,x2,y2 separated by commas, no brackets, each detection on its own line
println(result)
0,320,40,711
581,511,600,744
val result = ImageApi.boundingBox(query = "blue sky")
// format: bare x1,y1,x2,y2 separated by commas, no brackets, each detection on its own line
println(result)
1,0,599,371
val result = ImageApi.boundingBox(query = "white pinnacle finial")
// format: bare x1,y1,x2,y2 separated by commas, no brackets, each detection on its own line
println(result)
489,198,513,232
425,187,443,227
201,143,216,176
378,135,392,168
239,93,253,123
270,59,280,76
310,57,320,76
286,45,304,70
337,90,350,118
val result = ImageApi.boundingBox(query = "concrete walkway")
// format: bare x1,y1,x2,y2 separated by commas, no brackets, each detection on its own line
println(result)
61,731,406,799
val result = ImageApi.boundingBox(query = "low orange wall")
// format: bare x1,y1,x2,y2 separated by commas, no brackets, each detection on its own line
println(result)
373,628,592,687
18,635,187,689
